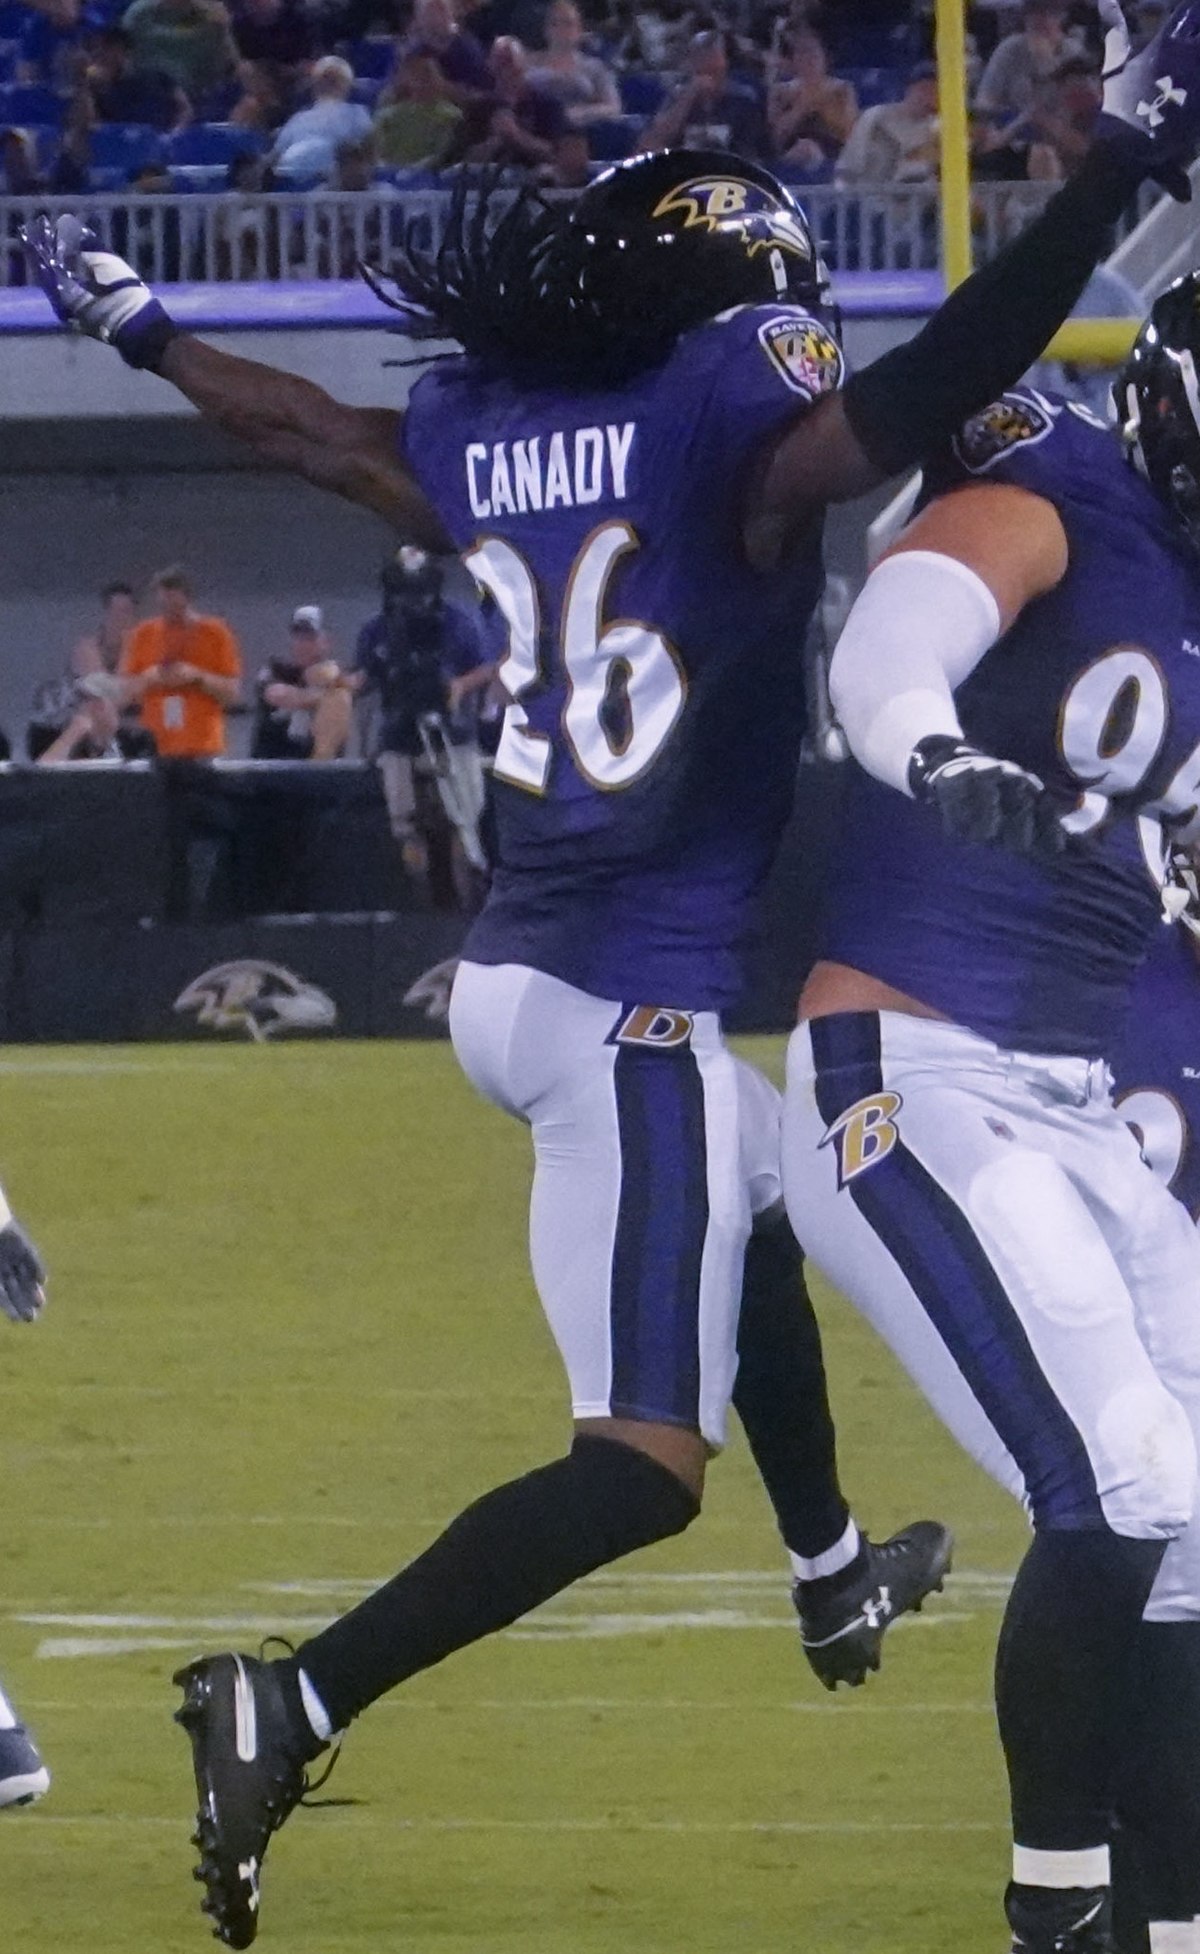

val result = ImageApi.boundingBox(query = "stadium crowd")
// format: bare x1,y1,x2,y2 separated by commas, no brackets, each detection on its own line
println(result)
0,0,1173,220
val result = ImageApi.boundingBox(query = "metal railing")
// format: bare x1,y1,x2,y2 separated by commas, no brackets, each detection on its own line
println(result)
0,180,1159,289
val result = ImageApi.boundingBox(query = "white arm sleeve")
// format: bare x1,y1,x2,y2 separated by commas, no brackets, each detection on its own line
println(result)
828,549,1004,796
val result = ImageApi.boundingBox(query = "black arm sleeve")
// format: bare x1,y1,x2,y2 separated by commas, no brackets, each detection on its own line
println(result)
841,135,1148,477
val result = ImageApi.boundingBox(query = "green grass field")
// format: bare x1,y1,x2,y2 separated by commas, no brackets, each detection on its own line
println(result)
0,1037,1029,1954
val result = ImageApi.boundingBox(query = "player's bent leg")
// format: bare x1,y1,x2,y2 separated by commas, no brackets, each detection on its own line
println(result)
174,962,728,1948
783,1013,1196,1953
0,1676,49,1809
1107,1174,1200,1952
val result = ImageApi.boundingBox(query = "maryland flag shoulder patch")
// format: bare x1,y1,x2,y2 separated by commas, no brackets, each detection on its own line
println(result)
953,393,1055,475
757,313,844,400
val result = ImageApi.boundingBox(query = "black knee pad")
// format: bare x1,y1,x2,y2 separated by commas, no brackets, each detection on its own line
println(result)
567,1434,699,1559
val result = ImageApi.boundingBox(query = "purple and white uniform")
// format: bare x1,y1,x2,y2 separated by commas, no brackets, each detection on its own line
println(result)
403,303,838,1442
1114,921,1200,1224
785,395,1200,1608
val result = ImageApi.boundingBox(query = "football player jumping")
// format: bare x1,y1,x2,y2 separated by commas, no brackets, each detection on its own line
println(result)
788,279,1200,1954
22,4,1200,1943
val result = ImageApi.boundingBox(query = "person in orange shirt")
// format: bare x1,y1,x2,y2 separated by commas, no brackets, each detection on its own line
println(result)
120,565,242,757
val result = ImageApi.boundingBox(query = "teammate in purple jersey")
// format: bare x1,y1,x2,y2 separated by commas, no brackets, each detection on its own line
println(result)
786,280,1200,1954
1113,917,1200,1222
23,7,1200,1941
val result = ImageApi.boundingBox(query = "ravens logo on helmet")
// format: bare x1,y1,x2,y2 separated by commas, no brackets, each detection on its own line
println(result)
1118,273,1200,552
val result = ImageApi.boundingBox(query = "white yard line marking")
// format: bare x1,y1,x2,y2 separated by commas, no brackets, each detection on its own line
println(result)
11,1815,1002,1836
22,1695,998,1716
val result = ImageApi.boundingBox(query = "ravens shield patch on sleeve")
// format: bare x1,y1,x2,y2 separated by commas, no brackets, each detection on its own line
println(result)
953,393,1055,474
757,314,844,399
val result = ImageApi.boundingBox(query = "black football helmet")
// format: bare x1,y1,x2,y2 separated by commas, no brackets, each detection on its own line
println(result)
557,148,835,376
1117,273,1200,552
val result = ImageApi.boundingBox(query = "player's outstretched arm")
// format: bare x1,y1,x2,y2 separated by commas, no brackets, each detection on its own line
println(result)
748,0,1200,536
0,1201,47,1325
20,217,451,548
828,483,1072,858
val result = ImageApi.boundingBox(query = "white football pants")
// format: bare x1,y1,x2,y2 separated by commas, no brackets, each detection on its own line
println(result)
449,959,782,1449
783,1010,1200,1621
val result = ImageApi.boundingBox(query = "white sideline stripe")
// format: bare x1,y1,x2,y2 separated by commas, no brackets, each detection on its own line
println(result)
12,1815,1001,1837
244,1570,1015,1598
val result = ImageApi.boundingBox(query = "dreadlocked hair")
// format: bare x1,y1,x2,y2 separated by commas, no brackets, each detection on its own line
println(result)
362,168,703,388
361,169,587,380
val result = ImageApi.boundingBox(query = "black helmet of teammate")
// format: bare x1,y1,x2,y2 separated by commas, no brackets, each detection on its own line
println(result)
558,148,836,376
1117,273,1200,551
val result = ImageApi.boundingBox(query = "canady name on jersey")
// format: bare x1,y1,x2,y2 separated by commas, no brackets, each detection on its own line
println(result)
466,422,637,521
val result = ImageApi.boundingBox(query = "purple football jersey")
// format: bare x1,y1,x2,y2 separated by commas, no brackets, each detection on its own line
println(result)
822,389,1200,1059
403,303,841,1011
1112,921,1200,1220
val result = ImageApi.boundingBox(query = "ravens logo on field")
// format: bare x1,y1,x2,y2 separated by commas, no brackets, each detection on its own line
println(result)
953,394,1054,474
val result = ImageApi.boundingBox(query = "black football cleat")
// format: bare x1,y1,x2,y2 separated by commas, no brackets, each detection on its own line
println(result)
1007,1881,1115,1953
174,1652,326,1949
0,1722,49,1807
793,1519,954,1689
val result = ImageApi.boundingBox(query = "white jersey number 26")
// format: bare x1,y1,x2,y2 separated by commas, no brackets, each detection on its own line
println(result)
465,522,686,795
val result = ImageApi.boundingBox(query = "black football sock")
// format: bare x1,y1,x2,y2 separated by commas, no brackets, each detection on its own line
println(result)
732,1214,853,1567
1115,1620,1200,1941
996,1531,1166,1871
283,1434,698,1733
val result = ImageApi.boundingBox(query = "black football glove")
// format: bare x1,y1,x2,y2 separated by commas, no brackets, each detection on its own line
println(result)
908,736,1070,861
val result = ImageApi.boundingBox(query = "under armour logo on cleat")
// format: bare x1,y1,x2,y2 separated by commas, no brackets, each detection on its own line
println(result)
1138,74,1187,127
861,1586,892,1631
239,1859,261,1914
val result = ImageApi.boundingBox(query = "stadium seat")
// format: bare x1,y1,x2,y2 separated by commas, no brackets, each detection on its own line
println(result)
166,122,268,165
843,65,905,108
347,36,394,80
88,122,166,171
618,70,665,118
0,42,17,83
0,81,63,125
588,114,641,161
170,163,229,191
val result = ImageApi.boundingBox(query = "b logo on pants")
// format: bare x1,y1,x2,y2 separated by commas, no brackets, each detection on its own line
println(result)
820,1091,903,1188
612,1006,696,1050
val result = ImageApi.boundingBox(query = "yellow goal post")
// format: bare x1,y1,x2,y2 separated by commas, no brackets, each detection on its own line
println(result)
934,0,1139,365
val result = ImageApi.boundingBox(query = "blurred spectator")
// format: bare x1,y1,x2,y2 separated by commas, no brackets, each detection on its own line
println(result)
0,128,43,194
27,586,141,759
459,36,567,168
767,23,858,170
230,0,313,86
372,53,463,167
528,0,620,127
618,1,695,73
227,56,287,127
642,31,770,161
541,125,592,185
309,136,393,272
112,160,186,278
78,25,190,129
16,0,84,86
976,1,1083,118
214,150,279,276
120,566,242,759
353,546,491,882
75,580,139,676
836,60,939,184
252,606,353,760
401,0,491,106
121,0,239,98
272,54,372,174
34,678,157,763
